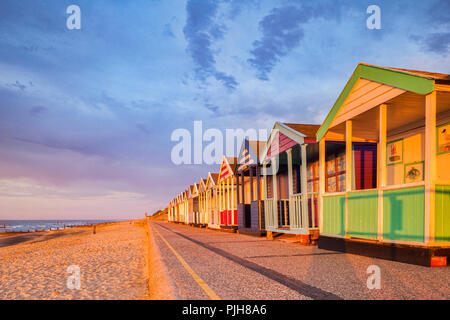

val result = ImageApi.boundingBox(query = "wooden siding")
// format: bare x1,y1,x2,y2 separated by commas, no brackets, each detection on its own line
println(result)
250,201,262,232
267,177,273,199
383,186,425,242
266,132,297,159
347,190,378,240
292,166,301,194
435,185,450,243
277,172,289,199
323,195,346,236
238,201,265,233
258,200,265,230
237,203,246,229
331,79,406,129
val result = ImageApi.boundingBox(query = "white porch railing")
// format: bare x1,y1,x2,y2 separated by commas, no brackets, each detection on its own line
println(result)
289,192,319,229
264,198,289,228
278,199,290,227
265,192,319,231
264,198,275,228
289,193,303,229
208,204,219,226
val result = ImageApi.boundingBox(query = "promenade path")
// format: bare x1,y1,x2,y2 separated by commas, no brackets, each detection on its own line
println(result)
150,221,450,300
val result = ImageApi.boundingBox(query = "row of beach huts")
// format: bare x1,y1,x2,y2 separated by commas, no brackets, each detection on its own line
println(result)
167,63,450,267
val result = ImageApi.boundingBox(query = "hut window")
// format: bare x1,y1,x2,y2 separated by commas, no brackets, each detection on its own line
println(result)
307,162,319,193
326,152,346,192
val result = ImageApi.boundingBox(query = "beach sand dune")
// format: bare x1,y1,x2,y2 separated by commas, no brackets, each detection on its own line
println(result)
0,221,149,300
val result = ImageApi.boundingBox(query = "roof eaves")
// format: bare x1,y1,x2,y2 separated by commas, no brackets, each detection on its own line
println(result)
316,63,436,141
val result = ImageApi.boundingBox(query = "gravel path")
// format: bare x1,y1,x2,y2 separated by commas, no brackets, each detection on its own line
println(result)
0,221,149,300
151,221,450,300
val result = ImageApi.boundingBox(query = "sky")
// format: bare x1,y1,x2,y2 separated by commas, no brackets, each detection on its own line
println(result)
0,0,449,219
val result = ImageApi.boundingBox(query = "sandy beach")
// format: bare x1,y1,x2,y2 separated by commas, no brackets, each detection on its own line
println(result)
0,221,149,300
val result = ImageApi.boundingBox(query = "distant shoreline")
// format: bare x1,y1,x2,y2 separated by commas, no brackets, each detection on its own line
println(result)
0,221,121,238
0,219,125,234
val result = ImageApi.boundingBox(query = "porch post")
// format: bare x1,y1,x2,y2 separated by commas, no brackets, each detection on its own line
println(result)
215,186,218,225
263,163,267,200
301,144,309,229
319,138,326,233
241,171,245,204
256,166,261,201
206,190,209,224
263,162,268,227
272,157,278,228
345,120,352,237
209,189,212,224
225,178,230,225
286,149,294,228
287,149,294,196
256,165,261,230
223,180,226,215
250,166,254,202
221,181,224,225
425,91,437,244
227,177,230,214
202,192,205,224
231,176,235,225
219,182,222,217
378,104,387,241
236,172,240,205
209,190,212,224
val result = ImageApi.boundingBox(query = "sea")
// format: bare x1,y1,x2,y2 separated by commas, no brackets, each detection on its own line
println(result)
0,220,119,233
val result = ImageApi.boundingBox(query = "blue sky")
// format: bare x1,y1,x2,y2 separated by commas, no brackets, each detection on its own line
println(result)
0,0,449,219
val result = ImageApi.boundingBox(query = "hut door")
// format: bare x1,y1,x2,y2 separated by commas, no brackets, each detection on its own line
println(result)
354,144,377,190
244,204,251,228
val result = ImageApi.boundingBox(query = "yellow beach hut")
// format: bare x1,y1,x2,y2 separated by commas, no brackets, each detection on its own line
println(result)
317,63,450,266
168,199,174,222
197,178,208,227
205,172,220,229
187,184,199,225
181,190,189,224
178,194,183,223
